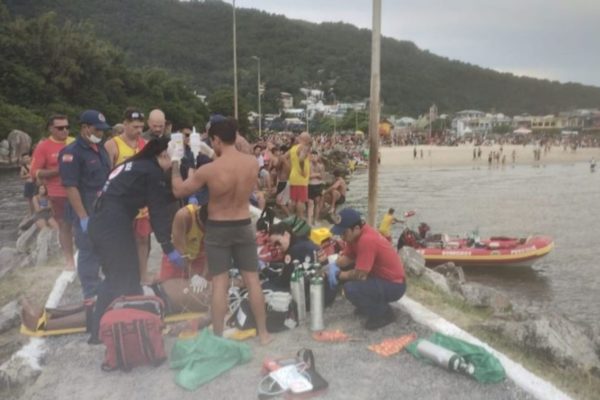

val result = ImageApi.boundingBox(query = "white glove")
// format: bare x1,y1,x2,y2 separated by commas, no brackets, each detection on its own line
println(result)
190,274,208,294
199,141,215,158
167,140,184,163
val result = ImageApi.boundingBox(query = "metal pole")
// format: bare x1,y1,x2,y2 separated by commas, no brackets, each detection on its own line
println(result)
333,115,337,136
306,105,310,134
367,0,382,226
232,0,238,119
252,56,261,137
258,57,262,137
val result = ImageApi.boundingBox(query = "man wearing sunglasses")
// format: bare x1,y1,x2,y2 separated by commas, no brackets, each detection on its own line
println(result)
30,115,76,270
59,110,111,301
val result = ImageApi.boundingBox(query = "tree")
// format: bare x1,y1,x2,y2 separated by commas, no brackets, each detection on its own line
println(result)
341,110,369,133
0,6,209,140
207,88,250,134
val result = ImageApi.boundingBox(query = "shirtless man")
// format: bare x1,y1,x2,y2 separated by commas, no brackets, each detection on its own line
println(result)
170,116,272,345
271,145,291,215
322,169,347,216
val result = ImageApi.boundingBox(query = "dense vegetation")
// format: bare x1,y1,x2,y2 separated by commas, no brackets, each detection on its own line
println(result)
7,0,600,118
0,1,208,140
2,0,600,140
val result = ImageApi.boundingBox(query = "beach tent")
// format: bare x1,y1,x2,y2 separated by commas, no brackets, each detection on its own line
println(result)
513,127,532,135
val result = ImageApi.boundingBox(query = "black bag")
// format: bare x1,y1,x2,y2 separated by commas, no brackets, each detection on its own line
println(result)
256,206,275,232
229,291,297,333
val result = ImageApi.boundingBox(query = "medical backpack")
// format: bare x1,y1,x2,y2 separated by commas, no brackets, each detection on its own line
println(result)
99,295,166,372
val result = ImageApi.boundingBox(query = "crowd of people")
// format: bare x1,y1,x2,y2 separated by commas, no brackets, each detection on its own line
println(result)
20,107,408,345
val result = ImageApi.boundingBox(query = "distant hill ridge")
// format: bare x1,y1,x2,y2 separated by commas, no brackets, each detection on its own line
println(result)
6,0,600,116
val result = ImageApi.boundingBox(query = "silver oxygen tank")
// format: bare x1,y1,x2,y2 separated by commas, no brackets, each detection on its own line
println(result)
416,340,475,376
290,260,306,323
309,274,325,331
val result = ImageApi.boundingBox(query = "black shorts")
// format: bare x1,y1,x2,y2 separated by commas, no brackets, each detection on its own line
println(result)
308,184,323,200
23,182,36,199
336,194,346,206
204,219,259,275
276,181,287,195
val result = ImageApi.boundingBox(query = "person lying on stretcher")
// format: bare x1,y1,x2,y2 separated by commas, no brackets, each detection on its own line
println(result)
21,277,212,333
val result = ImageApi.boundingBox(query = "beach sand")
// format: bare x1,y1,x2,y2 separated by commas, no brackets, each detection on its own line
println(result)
379,144,600,168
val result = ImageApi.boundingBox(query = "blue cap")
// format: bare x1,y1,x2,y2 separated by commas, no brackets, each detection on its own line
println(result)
330,208,362,236
79,110,110,130
206,114,227,132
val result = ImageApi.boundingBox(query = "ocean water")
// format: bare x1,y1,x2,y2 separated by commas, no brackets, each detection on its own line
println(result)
1,163,599,329
0,170,27,248
346,162,600,330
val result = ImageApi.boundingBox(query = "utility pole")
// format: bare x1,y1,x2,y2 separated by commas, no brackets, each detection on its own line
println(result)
232,0,238,119
252,56,262,137
367,0,382,226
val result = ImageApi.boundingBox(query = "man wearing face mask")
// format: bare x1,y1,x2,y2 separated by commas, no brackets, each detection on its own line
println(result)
59,110,112,301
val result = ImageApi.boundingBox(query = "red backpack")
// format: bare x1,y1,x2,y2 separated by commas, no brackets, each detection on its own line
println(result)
99,295,166,372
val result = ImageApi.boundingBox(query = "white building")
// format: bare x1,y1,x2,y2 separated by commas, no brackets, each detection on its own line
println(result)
279,92,294,109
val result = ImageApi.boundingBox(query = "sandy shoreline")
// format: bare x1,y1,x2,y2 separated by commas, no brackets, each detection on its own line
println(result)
379,144,600,168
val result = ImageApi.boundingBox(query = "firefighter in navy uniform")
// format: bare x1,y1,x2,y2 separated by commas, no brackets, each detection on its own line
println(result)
88,136,185,342
59,110,112,301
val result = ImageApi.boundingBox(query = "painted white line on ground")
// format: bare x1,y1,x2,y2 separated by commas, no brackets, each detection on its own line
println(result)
395,296,572,400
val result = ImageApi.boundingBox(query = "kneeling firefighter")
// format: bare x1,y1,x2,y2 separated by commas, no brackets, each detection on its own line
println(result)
88,137,185,342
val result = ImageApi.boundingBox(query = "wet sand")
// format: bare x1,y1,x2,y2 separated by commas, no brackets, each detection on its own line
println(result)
380,144,600,168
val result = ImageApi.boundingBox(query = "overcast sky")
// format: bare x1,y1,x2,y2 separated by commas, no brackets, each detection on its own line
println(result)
233,0,600,87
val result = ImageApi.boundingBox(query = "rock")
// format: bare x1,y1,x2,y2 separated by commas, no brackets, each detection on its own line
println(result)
480,311,600,373
7,130,32,163
15,224,38,253
460,282,512,311
399,247,426,277
0,301,21,334
33,228,59,266
432,262,465,293
0,355,41,391
0,247,26,280
421,268,451,294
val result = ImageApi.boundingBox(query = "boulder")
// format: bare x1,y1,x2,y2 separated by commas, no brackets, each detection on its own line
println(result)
0,355,41,391
432,262,465,293
481,311,600,373
33,227,59,266
460,282,512,311
15,224,38,253
0,247,26,280
421,268,451,295
0,301,21,334
399,247,426,277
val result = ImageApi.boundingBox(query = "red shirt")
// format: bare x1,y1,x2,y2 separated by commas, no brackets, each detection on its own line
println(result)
30,137,73,197
343,225,405,283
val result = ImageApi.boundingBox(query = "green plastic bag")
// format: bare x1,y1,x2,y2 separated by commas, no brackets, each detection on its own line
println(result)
170,329,252,391
406,332,506,383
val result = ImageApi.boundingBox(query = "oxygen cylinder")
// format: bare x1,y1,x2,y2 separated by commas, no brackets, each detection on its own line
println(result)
189,127,201,159
415,340,475,375
309,275,325,331
290,260,306,322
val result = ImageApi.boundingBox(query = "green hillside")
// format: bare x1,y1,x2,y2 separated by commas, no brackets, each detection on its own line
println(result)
4,0,600,123
0,1,208,140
